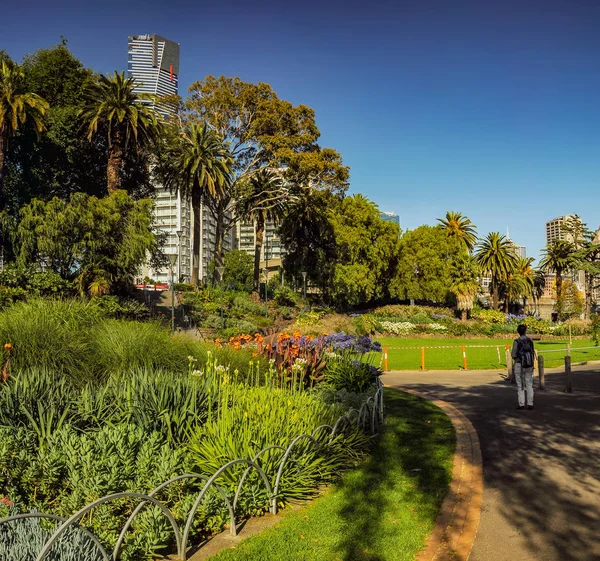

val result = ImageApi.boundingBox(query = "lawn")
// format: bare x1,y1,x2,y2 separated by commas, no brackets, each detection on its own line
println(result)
209,389,455,561
373,337,600,371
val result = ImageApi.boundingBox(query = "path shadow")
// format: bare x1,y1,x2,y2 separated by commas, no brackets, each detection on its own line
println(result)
385,371,600,561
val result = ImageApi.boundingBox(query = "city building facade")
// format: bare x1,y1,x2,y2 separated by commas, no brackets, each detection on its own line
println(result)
545,214,581,245
234,220,285,278
128,33,193,284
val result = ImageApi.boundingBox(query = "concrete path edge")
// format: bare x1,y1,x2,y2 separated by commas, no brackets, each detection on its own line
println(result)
394,387,483,561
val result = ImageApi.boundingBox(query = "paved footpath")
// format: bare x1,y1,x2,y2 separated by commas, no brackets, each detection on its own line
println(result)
382,365,600,561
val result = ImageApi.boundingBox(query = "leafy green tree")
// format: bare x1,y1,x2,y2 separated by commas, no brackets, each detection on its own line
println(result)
450,254,481,320
160,122,232,285
222,249,253,291
15,191,158,295
237,169,289,289
328,195,400,308
554,279,584,321
390,225,457,304
437,211,478,253
279,189,337,295
475,232,518,310
180,76,349,275
0,58,49,207
80,72,161,194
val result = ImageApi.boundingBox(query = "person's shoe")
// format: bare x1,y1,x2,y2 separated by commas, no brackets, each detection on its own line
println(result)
527,405,534,410
516,405,525,410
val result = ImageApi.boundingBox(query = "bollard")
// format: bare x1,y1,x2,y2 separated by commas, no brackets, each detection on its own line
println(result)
383,347,389,371
421,347,425,371
565,355,572,393
538,355,545,389
462,345,468,370
496,346,501,364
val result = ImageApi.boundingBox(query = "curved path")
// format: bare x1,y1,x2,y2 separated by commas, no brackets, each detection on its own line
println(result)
383,365,600,561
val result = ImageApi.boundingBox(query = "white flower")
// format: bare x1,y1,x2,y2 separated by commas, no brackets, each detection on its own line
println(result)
428,323,447,332
215,365,227,374
191,369,203,377
380,321,415,335
187,355,198,363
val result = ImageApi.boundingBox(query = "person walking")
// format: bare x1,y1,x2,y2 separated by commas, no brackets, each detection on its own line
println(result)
511,324,535,410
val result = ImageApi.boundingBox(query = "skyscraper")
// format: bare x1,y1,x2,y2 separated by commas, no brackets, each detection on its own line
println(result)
127,34,179,118
128,34,192,284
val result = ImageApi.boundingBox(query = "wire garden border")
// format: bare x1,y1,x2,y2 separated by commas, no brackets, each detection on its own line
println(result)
0,379,384,561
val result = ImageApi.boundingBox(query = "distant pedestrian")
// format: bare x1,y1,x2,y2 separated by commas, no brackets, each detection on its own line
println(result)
511,324,535,410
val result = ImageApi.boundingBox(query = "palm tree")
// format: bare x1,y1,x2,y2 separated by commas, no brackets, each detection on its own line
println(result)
539,239,577,300
162,122,232,285
437,211,478,253
475,232,518,310
532,268,546,315
450,254,481,320
237,168,289,289
80,71,160,194
499,258,534,312
0,59,49,200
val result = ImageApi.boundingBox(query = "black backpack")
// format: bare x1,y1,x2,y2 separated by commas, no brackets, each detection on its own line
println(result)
516,337,535,368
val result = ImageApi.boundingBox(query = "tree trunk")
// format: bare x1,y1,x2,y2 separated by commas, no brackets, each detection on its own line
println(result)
0,125,8,209
107,132,123,194
191,190,201,286
461,309,467,321
585,272,593,319
504,297,509,313
212,201,225,284
253,216,265,290
492,284,499,310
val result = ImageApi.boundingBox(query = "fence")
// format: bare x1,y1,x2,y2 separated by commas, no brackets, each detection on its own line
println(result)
0,380,384,561
379,343,600,371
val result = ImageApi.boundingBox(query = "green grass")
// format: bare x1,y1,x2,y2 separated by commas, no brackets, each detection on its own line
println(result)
372,337,600,370
210,389,455,561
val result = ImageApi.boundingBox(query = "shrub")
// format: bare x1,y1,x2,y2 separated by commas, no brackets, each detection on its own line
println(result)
324,358,380,393
91,296,150,321
273,285,297,307
562,318,591,336
373,304,454,319
379,321,416,335
471,308,506,324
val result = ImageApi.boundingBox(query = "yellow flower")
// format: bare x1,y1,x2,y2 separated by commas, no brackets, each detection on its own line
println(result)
244,411,248,418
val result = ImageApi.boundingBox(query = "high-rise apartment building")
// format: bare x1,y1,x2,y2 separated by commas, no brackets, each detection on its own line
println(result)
545,214,581,245
234,220,285,274
128,34,193,284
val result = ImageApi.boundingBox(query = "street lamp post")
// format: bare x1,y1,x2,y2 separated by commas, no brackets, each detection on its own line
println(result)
168,253,178,332
264,267,269,317
410,265,419,306
175,230,182,283
301,271,307,302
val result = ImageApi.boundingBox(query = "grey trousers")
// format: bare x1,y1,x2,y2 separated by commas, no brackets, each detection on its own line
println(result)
515,362,534,406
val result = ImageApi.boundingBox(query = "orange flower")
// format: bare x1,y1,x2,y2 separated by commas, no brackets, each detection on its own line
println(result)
292,331,301,339
3,344,12,351
215,338,223,348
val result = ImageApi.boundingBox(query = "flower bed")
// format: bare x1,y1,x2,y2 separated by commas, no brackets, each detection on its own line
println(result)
0,303,383,560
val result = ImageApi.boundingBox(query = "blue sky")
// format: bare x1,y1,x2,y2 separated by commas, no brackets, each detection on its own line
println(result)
2,0,599,260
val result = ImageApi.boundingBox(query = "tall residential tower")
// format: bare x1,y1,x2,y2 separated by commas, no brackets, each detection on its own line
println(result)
128,34,192,283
